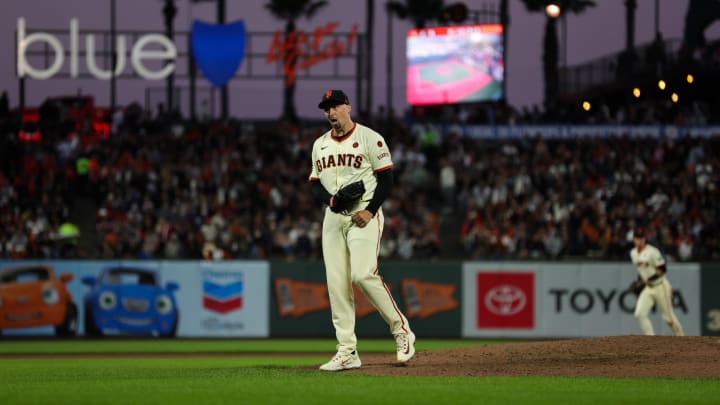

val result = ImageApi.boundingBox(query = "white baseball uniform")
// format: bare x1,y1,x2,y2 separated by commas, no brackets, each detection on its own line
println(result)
630,243,684,336
309,122,411,353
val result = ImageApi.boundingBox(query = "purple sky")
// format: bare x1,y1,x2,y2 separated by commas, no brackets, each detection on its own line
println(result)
2,0,718,119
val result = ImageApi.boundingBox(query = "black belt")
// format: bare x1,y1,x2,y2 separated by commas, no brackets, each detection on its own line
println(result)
648,279,665,287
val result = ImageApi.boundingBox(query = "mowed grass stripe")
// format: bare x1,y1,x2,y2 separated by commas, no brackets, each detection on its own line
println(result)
1,358,718,405
0,338,502,354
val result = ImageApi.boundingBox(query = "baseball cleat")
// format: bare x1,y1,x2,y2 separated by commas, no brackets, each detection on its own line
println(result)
319,350,362,371
395,331,416,363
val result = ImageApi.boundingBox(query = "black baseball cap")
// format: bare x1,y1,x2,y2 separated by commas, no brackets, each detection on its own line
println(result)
318,90,349,109
633,228,647,238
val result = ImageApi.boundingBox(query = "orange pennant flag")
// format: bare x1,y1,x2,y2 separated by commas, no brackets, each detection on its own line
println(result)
274,277,330,318
401,279,458,319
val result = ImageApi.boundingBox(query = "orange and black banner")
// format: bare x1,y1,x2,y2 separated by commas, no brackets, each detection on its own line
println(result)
269,261,463,338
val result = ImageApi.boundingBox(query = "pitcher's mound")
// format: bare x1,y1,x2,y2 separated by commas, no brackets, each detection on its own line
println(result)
354,336,720,378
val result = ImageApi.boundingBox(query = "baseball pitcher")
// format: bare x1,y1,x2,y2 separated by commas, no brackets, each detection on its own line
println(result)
309,90,415,371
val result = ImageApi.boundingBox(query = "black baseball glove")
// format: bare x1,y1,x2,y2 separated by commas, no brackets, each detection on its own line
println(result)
627,279,646,296
330,180,365,213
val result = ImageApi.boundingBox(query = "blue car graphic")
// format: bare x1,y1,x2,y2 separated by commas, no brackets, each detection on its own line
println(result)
82,267,179,337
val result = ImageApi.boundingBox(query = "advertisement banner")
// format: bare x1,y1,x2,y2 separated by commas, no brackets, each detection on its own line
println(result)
270,261,462,338
177,261,270,337
0,260,269,338
700,264,720,336
462,262,700,338
270,261,334,338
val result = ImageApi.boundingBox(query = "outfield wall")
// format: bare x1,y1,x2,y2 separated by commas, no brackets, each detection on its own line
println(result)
0,260,270,337
700,263,720,336
269,261,462,338
461,262,700,338
0,260,714,338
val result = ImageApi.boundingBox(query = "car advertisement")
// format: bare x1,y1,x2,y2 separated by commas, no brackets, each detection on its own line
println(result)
0,260,269,337
462,262,701,338
0,263,78,337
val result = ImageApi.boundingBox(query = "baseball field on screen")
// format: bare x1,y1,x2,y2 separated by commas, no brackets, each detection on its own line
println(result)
1,338,718,405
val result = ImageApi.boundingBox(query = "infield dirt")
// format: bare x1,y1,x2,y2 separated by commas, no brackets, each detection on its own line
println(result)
349,335,720,378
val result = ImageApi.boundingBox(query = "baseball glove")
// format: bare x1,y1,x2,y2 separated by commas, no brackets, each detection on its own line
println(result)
627,279,645,296
330,180,365,213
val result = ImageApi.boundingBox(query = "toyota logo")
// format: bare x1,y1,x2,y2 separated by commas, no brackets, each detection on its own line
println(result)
484,284,526,316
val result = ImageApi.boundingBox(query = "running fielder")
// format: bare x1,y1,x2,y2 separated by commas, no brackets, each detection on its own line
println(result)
629,228,684,336
309,90,415,371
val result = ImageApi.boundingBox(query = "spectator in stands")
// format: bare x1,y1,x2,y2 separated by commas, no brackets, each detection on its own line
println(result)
3,98,720,263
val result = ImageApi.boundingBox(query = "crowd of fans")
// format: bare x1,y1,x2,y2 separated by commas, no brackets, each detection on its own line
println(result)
1,94,719,263
454,133,718,261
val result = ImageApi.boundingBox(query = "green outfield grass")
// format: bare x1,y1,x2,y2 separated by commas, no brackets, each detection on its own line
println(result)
0,338,501,354
1,340,718,405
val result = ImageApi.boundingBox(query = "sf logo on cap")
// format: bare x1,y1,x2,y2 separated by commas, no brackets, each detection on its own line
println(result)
325,90,333,99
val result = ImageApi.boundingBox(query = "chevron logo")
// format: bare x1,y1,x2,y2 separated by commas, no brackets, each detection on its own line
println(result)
202,273,243,314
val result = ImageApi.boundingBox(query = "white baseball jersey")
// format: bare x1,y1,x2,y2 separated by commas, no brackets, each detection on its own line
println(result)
309,121,411,354
630,244,666,285
629,243,683,336
308,122,393,207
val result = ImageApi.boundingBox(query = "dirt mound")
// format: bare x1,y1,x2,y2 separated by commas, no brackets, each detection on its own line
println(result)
353,336,720,378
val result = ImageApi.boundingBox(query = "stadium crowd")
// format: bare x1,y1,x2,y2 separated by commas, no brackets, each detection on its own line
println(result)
1,96,719,263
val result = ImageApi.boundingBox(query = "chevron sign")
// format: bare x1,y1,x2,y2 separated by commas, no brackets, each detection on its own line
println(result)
202,272,243,314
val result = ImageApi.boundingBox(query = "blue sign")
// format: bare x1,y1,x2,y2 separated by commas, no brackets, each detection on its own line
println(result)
191,20,247,87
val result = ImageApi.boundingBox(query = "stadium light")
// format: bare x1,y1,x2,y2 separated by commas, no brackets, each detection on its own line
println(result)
544,2,567,77
671,93,679,103
582,101,591,111
632,87,641,98
686,74,694,84
658,80,666,90
546,3,561,18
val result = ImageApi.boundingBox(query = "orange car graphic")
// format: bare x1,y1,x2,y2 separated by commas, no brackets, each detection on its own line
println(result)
0,265,78,337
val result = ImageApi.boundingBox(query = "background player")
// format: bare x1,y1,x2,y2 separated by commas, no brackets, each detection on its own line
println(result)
629,228,684,336
309,90,415,371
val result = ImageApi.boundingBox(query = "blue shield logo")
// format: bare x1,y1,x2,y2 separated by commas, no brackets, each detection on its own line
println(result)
191,20,247,88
